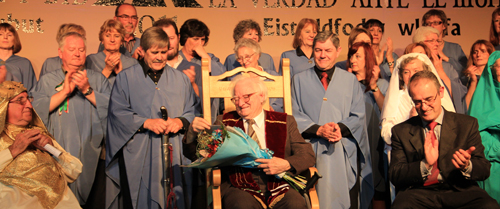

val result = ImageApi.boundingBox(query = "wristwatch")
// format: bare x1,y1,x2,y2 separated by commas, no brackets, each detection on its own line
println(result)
83,86,93,96
371,86,379,92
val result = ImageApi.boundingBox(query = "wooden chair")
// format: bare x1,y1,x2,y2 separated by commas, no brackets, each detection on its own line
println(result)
200,58,320,209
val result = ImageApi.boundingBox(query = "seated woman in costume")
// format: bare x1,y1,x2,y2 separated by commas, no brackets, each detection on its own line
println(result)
0,81,83,209
468,51,500,205
464,40,494,109
412,26,467,114
279,18,318,77
0,23,37,91
422,9,467,76
86,19,138,85
380,53,455,152
363,19,398,81
224,19,276,75
347,42,389,208
39,24,86,78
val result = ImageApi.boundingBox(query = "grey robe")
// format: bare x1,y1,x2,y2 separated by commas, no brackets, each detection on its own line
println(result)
86,52,139,84
291,67,373,209
105,64,196,209
31,68,111,205
1,55,37,91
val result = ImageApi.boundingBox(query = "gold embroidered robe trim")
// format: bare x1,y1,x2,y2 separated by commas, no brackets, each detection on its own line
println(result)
0,123,66,209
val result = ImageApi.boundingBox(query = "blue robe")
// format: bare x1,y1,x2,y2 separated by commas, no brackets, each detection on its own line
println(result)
40,56,62,78
31,68,111,205
279,49,315,78
224,52,276,74
361,79,388,193
1,55,37,91
179,50,225,77
105,64,196,209
86,52,139,84
442,62,467,114
291,67,373,209
171,59,217,122
443,41,467,77
98,37,141,57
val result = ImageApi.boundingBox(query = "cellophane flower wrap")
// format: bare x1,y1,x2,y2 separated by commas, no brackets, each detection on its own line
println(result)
185,124,320,193
185,124,273,169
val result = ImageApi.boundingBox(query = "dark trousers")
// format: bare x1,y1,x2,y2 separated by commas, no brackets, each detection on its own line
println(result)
220,170,307,209
392,185,500,209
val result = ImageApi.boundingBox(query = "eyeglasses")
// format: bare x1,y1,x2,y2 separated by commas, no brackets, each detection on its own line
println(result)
9,96,33,105
425,21,443,26
424,39,439,44
116,15,138,21
231,92,257,104
412,93,438,107
237,53,255,62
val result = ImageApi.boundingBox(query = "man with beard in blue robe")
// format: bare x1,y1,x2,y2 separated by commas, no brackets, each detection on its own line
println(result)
32,32,111,208
105,27,197,209
291,30,373,209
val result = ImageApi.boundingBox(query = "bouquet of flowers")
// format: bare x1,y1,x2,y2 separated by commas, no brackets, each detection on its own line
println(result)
185,124,322,194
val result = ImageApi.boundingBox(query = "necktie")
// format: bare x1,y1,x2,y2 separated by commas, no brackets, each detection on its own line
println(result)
424,121,439,186
247,119,262,149
321,72,328,90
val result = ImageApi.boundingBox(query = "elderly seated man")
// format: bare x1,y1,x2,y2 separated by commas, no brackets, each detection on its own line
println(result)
0,81,82,209
183,75,315,209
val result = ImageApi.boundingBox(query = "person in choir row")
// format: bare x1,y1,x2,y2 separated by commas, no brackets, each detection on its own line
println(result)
335,27,372,71
0,23,37,92
279,18,317,77
363,19,398,81
347,42,389,207
87,19,138,85
390,70,499,208
413,26,467,114
106,26,196,209
464,40,494,109
380,53,456,154
489,8,500,50
179,19,225,77
225,19,277,74
98,3,143,59
40,23,87,78
183,75,315,209
0,81,83,209
32,32,111,209
422,9,467,77
291,30,373,209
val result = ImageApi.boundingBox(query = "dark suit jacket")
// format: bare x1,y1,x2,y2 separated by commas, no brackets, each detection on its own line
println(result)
389,110,490,192
183,111,315,175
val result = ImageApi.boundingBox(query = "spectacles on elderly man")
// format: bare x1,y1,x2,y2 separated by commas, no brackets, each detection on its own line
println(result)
231,92,257,104
116,15,138,21
9,96,34,106
237,53,256,62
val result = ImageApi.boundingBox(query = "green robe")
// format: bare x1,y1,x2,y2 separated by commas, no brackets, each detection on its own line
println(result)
468,51,500,204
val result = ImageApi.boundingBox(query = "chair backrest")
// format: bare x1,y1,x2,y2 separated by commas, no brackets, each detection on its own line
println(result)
201,58,292,124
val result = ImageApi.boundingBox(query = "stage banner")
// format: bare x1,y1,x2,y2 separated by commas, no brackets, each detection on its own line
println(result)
1,0,496,77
